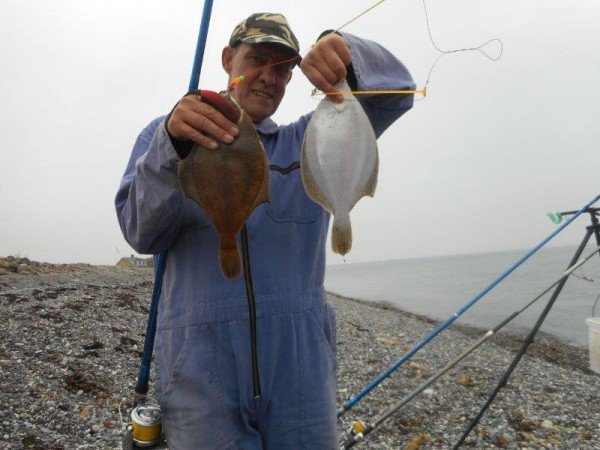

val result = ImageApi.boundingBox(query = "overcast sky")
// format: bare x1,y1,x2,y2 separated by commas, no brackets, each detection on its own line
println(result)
1,0,599,265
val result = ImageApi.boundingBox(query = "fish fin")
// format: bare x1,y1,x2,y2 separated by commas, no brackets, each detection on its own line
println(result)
178,147,200,200
219,234,242,279
301,141,333,213
361,146,379,199
251,143,270,209
332,213,352,255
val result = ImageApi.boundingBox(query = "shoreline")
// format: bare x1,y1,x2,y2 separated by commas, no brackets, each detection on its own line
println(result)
329,291,599,449
327,291,595,376
1,261,598,449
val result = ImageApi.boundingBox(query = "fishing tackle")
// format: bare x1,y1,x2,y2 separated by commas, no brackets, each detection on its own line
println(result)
311,0,502,100
337,194,600,417
129,405,163,448
453,204,600,448
340,245,600,449
547,211,563,224
231,0,500,100
121,0,214,448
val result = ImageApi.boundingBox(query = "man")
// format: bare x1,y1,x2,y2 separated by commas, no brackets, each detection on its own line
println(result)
116,12,414,450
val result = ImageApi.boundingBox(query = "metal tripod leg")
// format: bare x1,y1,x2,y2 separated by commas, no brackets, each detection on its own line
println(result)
453,225,596,448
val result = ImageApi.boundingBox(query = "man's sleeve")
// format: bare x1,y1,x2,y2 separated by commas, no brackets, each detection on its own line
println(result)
340,32,416,137
115,117,184,254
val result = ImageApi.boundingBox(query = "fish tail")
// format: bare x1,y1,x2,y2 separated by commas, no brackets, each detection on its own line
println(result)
332,214,352,255
219,235,242,279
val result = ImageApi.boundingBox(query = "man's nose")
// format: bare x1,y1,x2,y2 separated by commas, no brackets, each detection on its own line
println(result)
258,65,277,85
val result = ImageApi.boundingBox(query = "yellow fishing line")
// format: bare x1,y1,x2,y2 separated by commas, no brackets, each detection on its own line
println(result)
230,0,388,89
314,0,387,47
311,88,427,99
231,0,502,101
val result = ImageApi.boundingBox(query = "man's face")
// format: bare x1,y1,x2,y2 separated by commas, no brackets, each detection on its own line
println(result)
222,43,295,123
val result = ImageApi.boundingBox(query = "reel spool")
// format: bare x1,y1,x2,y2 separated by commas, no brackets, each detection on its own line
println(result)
122,404,164,449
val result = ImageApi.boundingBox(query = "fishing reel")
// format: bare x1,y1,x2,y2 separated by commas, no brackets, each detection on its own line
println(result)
339,420,368,449
122,398,165,449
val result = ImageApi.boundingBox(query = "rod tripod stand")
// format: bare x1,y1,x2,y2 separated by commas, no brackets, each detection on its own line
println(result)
454,207,600,448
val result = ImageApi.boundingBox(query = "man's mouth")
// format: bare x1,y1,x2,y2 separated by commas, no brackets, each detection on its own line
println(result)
252,90,274,99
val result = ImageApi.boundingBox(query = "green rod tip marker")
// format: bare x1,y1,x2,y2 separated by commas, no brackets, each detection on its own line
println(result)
547,211,563,224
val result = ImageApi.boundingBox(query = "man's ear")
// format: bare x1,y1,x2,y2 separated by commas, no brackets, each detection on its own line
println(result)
286,71,293,85
222,46,233,75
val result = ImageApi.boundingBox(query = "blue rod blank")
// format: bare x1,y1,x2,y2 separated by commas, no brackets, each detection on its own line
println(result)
338,194,600,416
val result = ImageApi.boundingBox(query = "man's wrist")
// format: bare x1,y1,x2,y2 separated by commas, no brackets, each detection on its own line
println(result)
165,91,200,159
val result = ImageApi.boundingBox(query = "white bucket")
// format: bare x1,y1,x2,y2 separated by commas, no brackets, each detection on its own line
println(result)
586,317,600,374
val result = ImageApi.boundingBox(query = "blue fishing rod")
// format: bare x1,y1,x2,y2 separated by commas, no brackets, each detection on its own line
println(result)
337,194,600,418
134,0,214,400
123,2,214,448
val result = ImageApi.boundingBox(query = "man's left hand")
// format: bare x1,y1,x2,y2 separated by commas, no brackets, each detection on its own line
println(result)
300,33,351,103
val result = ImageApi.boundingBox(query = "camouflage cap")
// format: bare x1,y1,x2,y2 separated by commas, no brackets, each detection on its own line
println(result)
229,13,300,57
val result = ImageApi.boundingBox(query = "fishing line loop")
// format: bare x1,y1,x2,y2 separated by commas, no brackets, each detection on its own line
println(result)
229,0,503,102
419,0,503,97
310,0,503,101
422,0,503,60
592,292,600,316
571,268,593,282
231,0,394,94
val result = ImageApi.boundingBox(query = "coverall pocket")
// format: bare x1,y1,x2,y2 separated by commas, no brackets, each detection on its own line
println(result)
309,304,338,369
266,164,322,223
298,305,338,449
155,325,235,449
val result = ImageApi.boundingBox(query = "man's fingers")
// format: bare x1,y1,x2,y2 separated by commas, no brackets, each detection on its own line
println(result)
329,36,352,66
302,67,344,103
326,54,348,86
301,34,351,104
302,66,336,95
184,111,235,145
312,53,341,87
169,95,240,147
178,123,219,149
185,96,240,137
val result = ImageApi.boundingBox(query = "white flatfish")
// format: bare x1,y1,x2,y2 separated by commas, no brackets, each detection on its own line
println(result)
301,80,379,255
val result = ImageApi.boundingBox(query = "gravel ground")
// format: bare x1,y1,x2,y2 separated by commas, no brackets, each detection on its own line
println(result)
1,260,599,449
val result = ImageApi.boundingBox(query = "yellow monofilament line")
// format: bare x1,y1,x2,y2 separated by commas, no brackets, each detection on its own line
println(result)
314,0,387,46
231,0,389,89
310,0,426,99
312,88,427,98
230,0,500,98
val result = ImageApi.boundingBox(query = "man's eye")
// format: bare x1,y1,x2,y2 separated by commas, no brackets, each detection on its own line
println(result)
276,64,292,75
251,55,266,65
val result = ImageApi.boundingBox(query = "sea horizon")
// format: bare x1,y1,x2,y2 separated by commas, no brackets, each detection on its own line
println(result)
325,244,600,347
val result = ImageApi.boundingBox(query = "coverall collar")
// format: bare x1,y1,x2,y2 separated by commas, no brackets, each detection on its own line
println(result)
254,117,279,135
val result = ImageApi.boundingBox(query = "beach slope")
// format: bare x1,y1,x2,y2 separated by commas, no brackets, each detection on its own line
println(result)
0,261,598,449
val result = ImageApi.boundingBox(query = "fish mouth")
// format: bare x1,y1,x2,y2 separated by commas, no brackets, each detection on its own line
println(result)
251,90,274,100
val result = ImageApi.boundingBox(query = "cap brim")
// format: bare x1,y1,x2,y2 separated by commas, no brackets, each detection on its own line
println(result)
238,35,302,66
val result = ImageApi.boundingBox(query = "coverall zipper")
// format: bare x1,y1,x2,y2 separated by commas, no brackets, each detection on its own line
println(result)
240,224,261,397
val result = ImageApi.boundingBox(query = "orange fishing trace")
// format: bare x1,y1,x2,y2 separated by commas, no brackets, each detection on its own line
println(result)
229,54,301,90
229,0,502,101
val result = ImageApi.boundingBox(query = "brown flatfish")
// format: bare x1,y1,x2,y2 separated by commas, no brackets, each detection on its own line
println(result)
178,90,269,279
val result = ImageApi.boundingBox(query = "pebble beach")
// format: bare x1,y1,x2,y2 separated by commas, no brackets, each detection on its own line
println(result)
1,257,599,449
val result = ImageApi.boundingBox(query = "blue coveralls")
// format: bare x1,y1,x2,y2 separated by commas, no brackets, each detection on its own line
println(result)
116,32,414,450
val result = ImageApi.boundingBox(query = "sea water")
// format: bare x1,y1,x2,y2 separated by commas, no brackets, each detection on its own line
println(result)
325,245,600,346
